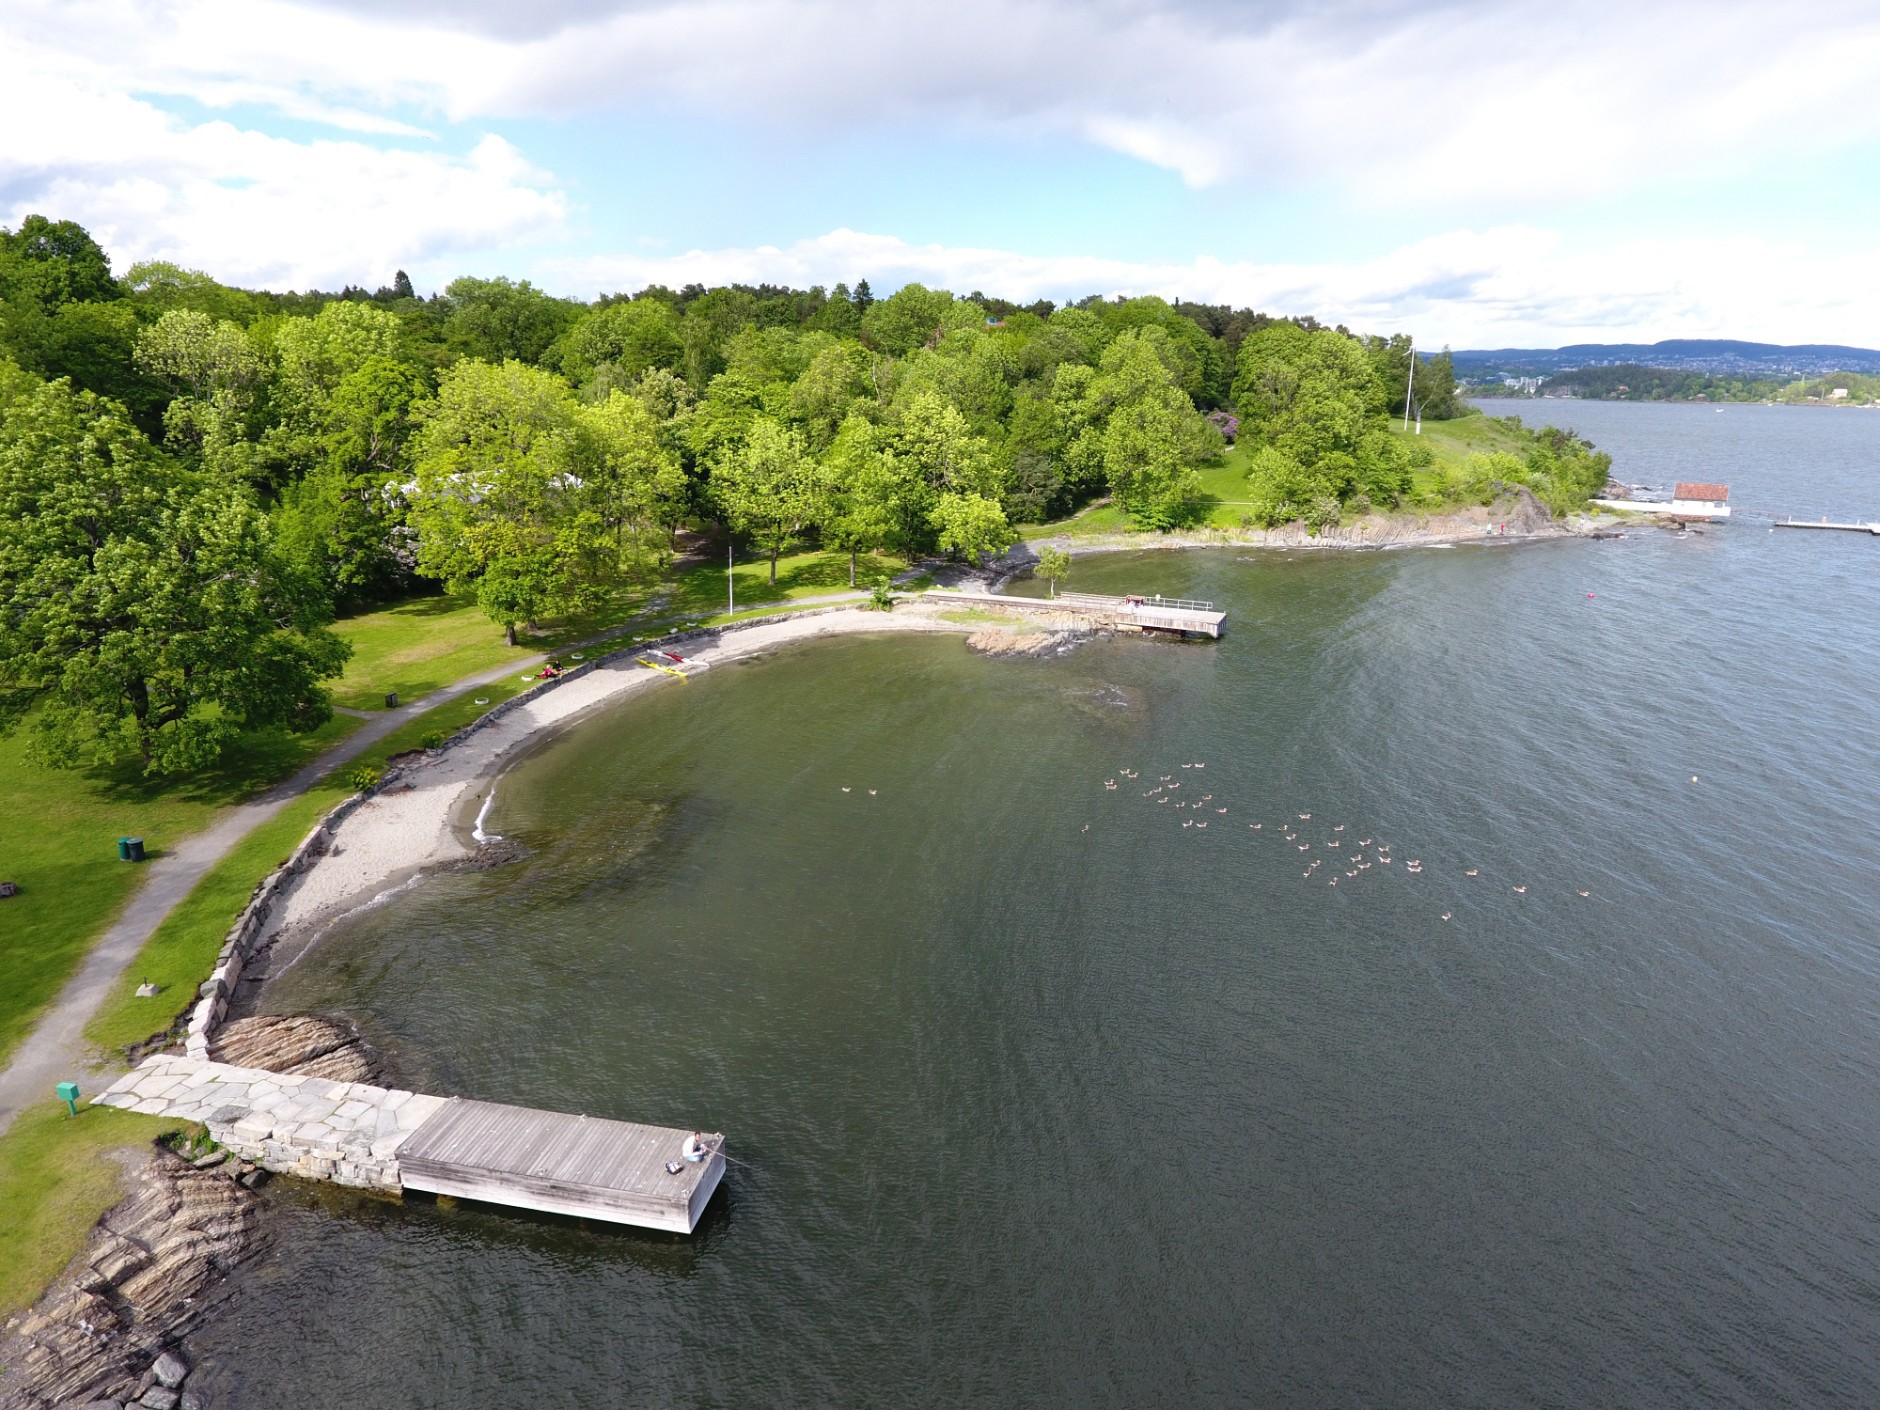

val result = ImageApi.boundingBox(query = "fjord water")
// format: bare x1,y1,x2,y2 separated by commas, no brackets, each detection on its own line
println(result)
198,404,1880,1408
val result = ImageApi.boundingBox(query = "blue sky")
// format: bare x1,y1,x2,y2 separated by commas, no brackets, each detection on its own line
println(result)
7,0,1880,346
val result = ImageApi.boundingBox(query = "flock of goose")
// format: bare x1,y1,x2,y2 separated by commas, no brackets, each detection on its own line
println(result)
1101,762,1594,919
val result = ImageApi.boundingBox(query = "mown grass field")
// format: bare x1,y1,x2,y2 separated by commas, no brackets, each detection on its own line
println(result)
667,546,908,616
0,716,357,1070
329,582,662,711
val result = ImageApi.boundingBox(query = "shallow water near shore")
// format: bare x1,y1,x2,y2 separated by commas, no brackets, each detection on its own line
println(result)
195,404,1880,1408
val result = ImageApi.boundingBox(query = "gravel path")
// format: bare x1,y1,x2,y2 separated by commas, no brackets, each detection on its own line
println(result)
0,654,549,1137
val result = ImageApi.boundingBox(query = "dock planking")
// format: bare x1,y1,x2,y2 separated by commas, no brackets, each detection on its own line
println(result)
939,587,1226,637
396,1097,725,1233
95,1055,727,1234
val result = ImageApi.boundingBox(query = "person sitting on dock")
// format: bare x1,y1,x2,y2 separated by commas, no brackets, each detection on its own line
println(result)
682,1132,709,1163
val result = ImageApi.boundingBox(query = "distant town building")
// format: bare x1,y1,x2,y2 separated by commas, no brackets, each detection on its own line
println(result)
1829,387,1849,399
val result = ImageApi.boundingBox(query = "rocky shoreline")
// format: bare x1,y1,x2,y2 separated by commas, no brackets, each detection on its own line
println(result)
0,1148,260,1410
0,1018,376,1410
1010,486,1595,561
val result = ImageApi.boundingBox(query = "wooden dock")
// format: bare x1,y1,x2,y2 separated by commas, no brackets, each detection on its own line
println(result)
96,1055,726,1234
397,1097,724,1233
1772,517,1880,534
937,587,1226,637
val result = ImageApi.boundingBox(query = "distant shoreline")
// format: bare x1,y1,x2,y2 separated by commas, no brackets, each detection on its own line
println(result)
1010,490,1602,562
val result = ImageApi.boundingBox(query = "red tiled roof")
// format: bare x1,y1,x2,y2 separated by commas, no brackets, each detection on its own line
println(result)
1674,482,1729,501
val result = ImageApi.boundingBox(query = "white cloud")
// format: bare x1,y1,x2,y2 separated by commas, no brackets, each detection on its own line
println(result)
8,0,1880,340
542,225,1880,348
0,9,567,289
15,0,1880,207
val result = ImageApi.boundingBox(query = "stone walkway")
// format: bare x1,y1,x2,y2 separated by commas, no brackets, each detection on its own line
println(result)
95,1054,447,1191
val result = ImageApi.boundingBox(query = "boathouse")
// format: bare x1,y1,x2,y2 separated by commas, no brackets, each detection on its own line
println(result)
1669,483,1731,520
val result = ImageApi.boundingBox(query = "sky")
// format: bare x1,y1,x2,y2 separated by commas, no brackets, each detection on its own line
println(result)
6,0,1880,347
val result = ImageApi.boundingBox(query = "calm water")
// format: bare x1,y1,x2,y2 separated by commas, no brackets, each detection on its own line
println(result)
193,404,1880,1408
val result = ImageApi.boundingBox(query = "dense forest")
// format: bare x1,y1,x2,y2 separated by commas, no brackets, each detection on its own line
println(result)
0,214,1605,775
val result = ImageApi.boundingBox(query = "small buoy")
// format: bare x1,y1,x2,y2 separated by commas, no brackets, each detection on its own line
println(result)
1587,592,1595,598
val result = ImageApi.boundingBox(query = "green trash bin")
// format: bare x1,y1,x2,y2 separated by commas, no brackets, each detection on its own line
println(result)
124,837,146,863
117,837,131,861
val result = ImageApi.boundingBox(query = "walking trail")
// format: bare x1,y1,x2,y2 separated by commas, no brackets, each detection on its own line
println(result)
0,654,551,1138
0,584,928,1140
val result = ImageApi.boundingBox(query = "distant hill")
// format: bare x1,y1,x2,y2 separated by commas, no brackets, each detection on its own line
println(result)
1450,340,1880,379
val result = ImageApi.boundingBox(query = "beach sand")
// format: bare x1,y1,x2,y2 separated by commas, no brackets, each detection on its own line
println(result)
256,607,974,957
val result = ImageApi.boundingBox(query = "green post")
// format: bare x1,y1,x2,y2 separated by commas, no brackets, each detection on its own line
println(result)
56,1081,79,1118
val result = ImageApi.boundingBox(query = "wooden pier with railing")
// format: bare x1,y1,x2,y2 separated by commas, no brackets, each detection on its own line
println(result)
935,588,1226,638
1772,517,1880,535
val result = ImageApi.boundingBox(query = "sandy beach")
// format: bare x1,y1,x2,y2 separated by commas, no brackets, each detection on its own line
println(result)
255,606,977,958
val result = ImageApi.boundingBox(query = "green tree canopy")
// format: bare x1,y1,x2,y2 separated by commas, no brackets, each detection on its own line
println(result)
711,416,823,583
407,359,591,643
443,277,582,364
273,354,426,607
554,298,685,388
0,377,349,772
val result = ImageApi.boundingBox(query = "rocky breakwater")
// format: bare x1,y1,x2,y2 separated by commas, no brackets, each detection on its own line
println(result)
0,1149,261,1410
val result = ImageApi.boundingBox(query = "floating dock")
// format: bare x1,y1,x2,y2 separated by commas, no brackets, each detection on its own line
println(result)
1772,517,1880,535
96,1055,724,1233
938,588,1226,638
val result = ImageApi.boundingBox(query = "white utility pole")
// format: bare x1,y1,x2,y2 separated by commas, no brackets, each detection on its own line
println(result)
1402,338,1416,433
728,538,735,616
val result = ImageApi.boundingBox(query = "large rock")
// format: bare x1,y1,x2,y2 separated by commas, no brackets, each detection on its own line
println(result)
149,1351,187,1389
208,1013,381,1083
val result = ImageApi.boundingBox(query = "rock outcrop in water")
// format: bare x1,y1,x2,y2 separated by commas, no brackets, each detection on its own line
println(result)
965,628,1080,658
208,1013,381,1083
0,1150,263,1410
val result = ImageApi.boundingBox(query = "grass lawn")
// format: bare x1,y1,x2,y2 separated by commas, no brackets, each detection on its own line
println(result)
0,1103,190,1319
82,781,352,1056
329,582,661,711
667,545,906,618
0,715,357,1071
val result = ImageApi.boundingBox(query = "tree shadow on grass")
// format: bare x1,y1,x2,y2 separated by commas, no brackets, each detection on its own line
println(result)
83,715,357,809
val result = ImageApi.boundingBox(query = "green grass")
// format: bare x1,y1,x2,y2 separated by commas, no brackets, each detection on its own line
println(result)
1019,411,1550,539
82,781,354,1056
0,1103,190,1319
329,582,660,711
0,715,358,1071
668,546,906,617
